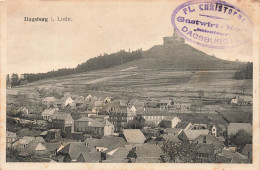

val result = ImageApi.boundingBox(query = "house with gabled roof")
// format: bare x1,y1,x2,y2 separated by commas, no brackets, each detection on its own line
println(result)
123,129,146,145
41,109,57,120
59,96,74,108
43,97,57,105
103,146,132,163
57,142,100,162
51,113,74,132
194,134,224,153
178,129,209,143
85,94,93,101
95,136,127,161
196,143,215,163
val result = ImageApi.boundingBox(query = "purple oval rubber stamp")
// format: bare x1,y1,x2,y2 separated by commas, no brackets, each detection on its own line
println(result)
171,0,253,48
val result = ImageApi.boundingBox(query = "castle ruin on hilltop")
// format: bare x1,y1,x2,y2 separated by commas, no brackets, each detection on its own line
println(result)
163,28,185,45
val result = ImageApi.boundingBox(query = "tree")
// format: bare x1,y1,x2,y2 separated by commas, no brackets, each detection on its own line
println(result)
125,115,145,129
6,74,10,86
230,130,252,149
161,141,199,163
11,73,19,87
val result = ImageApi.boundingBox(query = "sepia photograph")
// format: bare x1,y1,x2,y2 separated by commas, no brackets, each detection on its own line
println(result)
1,0,259,169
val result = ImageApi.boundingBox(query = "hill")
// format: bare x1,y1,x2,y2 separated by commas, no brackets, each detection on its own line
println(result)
113,43,239,71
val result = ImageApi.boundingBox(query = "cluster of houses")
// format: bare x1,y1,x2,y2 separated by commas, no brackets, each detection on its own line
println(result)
6,92,253,163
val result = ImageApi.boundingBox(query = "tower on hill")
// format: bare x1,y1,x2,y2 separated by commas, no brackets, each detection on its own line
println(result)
163,28,185,45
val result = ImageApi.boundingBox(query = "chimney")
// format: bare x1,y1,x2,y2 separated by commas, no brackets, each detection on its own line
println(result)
203,136,206,143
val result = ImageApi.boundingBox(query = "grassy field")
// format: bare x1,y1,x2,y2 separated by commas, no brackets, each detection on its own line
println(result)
7,66,252,106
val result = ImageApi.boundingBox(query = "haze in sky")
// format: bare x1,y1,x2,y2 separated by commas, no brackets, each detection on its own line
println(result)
6,0,254,75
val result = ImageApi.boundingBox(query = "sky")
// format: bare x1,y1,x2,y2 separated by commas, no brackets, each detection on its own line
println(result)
6,0,256,75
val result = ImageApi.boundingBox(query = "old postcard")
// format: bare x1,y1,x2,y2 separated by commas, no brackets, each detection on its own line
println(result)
0,0,259,169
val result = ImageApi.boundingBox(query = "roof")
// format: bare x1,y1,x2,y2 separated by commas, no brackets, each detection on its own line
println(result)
60,96,72,102
242,144,252,154
59,142,91,160
18,136,43,145
144,101,159,108
227,123,252,136
78,151,101,162
41,109,56,116
75,117,94,122
94,101,104,107
176,122,192,129
89,119,113,128
96,136,127,151
123,129,146,144
231,152,249,163
51,113,71,121
181,130,209,141
164,128,182,134
44,143,61,152
163,134,182,143
106,147,131,161
135,143,163,159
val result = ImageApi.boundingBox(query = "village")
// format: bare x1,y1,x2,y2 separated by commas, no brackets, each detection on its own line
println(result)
6,86,253,163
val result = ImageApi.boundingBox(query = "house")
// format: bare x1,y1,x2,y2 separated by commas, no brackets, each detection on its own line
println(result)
17,107,29,115
60,96,74,107
103,146,131,163
95,136,127,160
241,144,252,161
41,109,56,120
158,99,174,111
135,143,163,163
43,97,57,105
102,101,120,113
89,119,115,137
159,117,181,128
103,97,112,104
74,96,85,106
74,117,94,132
196,143,215,163
144,101,159,110
107,108,127,132
85,94,93,101
57,142,100,162
190,124,208,130
163,128,182,136
127,105,137,122
123,129,146,145
78,110,96,118
6,131,17,147
51,113,74,133
20,140,49,157
44,142,61,156
178,129,209,143
194,134,224,153
217,148,250,163
175,122,193,130
227,123,252,137
13,136,44,150
142,111,174,125
92,100,104,113
211,124,227,137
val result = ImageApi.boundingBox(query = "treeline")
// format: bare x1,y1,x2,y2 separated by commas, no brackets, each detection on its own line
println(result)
234,62,253,79
7,49,143,86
